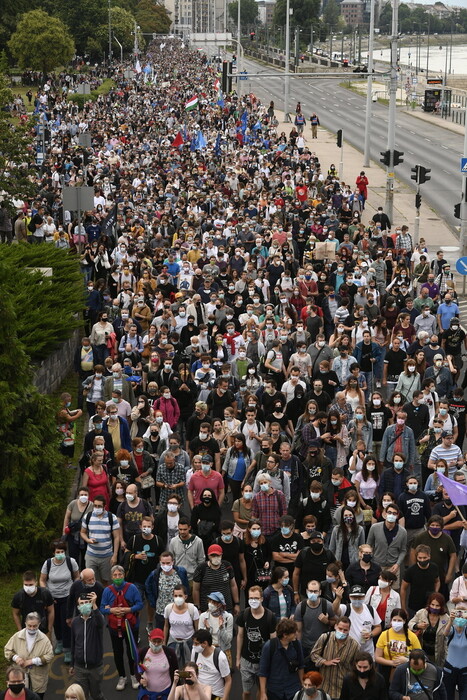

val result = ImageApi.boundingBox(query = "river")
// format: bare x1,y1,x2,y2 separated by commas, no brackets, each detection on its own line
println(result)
375,43,467,75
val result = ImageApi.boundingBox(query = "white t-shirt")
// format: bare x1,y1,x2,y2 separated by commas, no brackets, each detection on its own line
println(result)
191,647,230,697
339,603,381,657
164,603,199,641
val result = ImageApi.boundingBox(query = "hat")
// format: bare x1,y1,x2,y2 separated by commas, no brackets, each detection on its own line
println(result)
92,415,103,423
207,544,223,556
308,530,323,540
149,628,164,640
442,430,453,438
201,454,213,464
207,591,226,605
433,353,443,361
349,584,365,596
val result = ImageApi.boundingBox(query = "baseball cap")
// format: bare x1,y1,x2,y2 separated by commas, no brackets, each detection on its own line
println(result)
349,584,366,596
207,544,223,556
207,591,226,605
307,530,323,540
149,628,164,640
442,430,453,438
433,353,444,361
201,454,213,464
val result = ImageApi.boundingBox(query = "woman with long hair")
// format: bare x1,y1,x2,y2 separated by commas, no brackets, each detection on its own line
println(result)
190,488,221,553
375,608,421,683
395,358,421,402
320,410,349,469
329,507,365,568
340,651,388,700
262,565,294,622
354,454,380,515
222,433,252,502
348,405,373,452
408,592,449,667
243,519,272,591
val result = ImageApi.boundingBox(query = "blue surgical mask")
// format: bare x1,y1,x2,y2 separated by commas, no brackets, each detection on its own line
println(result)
307,592,319,602
281,527,291,536
282,577,289,586
221,534,233,543
250,529,261,538
335,630,348,640
455,617,467,628
78,602,92,616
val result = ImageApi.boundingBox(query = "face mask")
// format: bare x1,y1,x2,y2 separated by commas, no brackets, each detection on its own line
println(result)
250,529,261,538
222,534,233,543
396,418,405,426
260,483,270,492
392,620,404,632
8,685,25,695
331,479,341,487
150,643,163,653
173,596,185,606
94,422,103,430
199,433,208,441
310,542,323,553
210,556,221,566
393,397,401,405
55,553,65,562
362,553,372,563
192,644,204,654
23,585,36,595
307,592,319,602
455,617,467,627
78,602,93,615
356,670,371,679
408,366,416,372
281,577,289,586
429,527,441,535
344,515,354,524
367,465,376,472
94,507,103,516
126,494,135,502
335,630,348,640
201,465,211,475
208,602,219,613
167,503,178,513
351,599,363,608
408,483,418,492
161,564,173,573
249,598,261,609
386,513,397,523
373,399,381,407
439,408,447,415
281,527,291,536
393,462,404,470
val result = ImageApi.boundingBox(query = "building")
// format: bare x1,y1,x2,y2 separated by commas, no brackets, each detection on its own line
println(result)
340,0,364,26
256,0,275,27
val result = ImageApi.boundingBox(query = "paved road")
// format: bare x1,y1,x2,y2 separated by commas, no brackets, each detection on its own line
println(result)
241,54,462,231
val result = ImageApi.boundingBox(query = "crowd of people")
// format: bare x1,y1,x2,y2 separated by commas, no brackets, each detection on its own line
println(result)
4,36,467,700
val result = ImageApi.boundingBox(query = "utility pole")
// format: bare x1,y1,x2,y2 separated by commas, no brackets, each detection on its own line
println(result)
134,20,139,57
295,27,300,68
310,24,314,56
461,100,467,258
284,0,291,121
363,0,375,167
237,0,242,98
108,0,112,62
385,0,399,221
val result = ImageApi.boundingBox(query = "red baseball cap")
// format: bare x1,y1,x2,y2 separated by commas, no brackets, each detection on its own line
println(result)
207,544,223,556
149,628,164,640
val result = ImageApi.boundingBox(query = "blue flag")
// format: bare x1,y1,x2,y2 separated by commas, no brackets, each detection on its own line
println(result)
217,98,224,108
241,110,248,133
214,133,221,156
196,131,206,150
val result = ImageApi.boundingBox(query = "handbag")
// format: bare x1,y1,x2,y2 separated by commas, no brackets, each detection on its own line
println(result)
140,475,155,489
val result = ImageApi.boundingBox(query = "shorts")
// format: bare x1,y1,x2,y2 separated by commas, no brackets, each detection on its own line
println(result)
85,553,112,582
240,658,259,692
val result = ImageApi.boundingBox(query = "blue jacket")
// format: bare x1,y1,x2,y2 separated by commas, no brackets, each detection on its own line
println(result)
145,564,189,609
379,424,415,468
102,416,132,452
262,584,294,622
354,340,383,365
100,582,144,622
389,662,446,700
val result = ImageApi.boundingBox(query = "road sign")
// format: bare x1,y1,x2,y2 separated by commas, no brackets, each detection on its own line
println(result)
462,158,467,172
456,257,467,275
412,77,418,84
239,71,248,81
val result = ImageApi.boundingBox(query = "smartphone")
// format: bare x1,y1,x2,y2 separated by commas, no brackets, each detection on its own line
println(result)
178,672,191,679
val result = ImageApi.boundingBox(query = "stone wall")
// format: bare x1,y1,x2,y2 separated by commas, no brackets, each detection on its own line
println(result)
33,329,80,394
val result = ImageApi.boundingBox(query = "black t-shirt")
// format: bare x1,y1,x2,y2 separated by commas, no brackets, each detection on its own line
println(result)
295,547,336,595
11,587,54,632
127,533,164,584
442,327,465,355
237,607,277,663
403,402,430,440
403,562,439,611
270,532,304,576
207,389,235,419
366,405,392,442
385,348,407,377
214,536,245,583
189,436,220,459
360,342,373,372
111,463,139,485
449,398,467,435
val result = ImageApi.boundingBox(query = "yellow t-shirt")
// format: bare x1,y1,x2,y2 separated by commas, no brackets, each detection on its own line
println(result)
376,628,421,660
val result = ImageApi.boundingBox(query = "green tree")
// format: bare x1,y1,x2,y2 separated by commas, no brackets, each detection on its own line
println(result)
229,0,259,30
0,246,84,571
273,0,320,30
0,73,35,203
323,0,340,29
136,0,171,34
8,10,74,72
93,6,145,55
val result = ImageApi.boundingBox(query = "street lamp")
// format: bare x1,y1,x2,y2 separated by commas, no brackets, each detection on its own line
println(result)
237,0,243,97
113,34,123,63
284,0,291,120
108,0,112,62
363,0,375,167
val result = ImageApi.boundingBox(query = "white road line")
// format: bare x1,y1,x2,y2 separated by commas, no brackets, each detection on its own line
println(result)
443,169,450,174
441,145,449,150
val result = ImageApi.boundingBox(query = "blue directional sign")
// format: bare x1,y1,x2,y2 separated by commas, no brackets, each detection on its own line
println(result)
239,71,248,81
461,158,467,172
456,257,467,275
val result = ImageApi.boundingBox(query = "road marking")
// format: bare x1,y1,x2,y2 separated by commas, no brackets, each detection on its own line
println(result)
441,145,449,150
409,130,416,134
408,151,414,155
442,169,450,174
425,138,431,142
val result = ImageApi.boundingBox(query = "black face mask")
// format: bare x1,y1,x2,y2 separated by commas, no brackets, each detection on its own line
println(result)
356,670,370,679
185,680,194,686
202,497,212,504
8,685,25,695
362,553,372,563
310,542,323,553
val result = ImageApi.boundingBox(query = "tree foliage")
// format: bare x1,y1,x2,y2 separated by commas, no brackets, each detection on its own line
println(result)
273,0,321,31
0,73,36,204
378,2,463,34
135,0,171,35
8,10,74,73
0,246,84,571
323,0,341,29
229,0,259,29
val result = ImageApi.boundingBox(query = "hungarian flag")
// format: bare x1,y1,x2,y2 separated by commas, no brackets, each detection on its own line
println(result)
171,132,184,148
185,95,198,111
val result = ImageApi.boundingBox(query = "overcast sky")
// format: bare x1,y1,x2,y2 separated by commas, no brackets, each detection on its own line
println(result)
409,0,467,7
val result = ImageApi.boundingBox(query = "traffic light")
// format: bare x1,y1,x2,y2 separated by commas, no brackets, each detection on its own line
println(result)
380,150,390,166
415,193,422,209
411,165,419,182
336,129,342,148
454,202,461,219
418,166,431,184
393,150,404,166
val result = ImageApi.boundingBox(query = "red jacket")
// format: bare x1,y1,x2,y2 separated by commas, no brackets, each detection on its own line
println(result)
153,396,180,428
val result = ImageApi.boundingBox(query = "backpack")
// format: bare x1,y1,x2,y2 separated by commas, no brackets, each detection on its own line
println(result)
267,636,302,674
259,350,275,376
107,583,138,630
85,510,114,533
299,598,328,620
344,603,374,618
46,556,74,579
194,646,221,673
28,218,36,233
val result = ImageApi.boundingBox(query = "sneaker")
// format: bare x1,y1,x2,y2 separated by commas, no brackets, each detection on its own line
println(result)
63,651,72,664
130,675,139,690
116,677,127,691
54,641,63,655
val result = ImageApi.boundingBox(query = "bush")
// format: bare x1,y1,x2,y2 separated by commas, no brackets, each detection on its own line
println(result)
68,78,115,108
0,246,85,571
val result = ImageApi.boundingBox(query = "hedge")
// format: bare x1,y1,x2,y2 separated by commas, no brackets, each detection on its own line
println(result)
67,78,115,109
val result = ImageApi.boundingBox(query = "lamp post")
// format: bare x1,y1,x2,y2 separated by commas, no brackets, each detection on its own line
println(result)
237,0,243,98
426,15,430,79
284,0,291,121
108,0,112,62
113,34,123,63
384,0,399,220
363,0,375,167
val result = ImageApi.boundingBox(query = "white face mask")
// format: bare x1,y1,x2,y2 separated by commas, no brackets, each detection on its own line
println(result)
167,503,178,513
79,495,89,504
142,527,152,535
378,579,389,589
249,599,261,609
208,602,218,613
126,493,135,501
23,585,36,595
94,444,104,451
174,596,185,606
391,620,404,632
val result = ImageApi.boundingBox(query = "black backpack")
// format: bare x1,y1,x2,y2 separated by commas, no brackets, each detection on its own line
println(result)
299,598,329,619
194,646,221,672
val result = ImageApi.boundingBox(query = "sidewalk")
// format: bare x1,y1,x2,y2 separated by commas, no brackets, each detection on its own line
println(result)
275,109,460,263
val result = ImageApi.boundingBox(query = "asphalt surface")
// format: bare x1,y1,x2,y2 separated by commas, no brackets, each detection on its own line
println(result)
241,54,463,231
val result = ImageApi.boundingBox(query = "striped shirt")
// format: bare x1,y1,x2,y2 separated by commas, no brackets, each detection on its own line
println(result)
429,443,462,478
311,631,360,698
85,511,119,558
